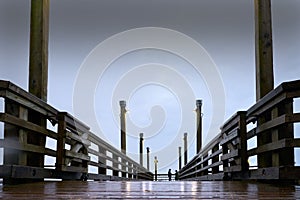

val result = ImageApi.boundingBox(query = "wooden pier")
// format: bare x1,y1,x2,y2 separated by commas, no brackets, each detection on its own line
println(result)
1,0,300,199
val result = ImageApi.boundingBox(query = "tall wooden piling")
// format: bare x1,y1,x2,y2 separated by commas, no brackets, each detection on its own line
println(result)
255,0,274,168
146,147,150,171
183,133,188,165
139,133,144,166
154,156,158,181
120,101,127,154
196,100,202,154
119,100,127,177
27,0,49,174
178,146,182,170
3,0,50,185
255,0,274,101
29,0,49,101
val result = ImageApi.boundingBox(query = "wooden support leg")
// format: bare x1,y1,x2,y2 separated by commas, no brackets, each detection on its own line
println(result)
27,0,50,180
3,101,21,184
18,107,28,166
271,107,279,167
239,112,248,171
98,146,106,175
212,145,220,174
278,100,294,166
127,163,132,179
56,113,66,171
113,154,119,177
257,112,272,168
122,159,127,178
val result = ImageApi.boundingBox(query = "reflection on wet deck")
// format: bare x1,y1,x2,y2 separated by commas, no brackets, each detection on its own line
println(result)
1,180,300,199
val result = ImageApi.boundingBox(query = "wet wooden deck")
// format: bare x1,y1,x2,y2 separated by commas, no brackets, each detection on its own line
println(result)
1,180,300,199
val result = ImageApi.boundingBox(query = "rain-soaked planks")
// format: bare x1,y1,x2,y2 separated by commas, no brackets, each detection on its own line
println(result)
1,180,300,199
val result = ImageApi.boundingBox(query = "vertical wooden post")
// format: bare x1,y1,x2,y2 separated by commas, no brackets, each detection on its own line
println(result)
3,100,22,184
183,133,188,165
203,154,208,175
139,133,144,166
120,101,127,154
56,112,66,171
133,166,137,179
196,100,202,154
4,1,50,184
119,100,127,178
128,162,133,179
277,100,294,166
154,156,158,181
27,0,49,169
146,147,150,171
98,146,106,175
222,144,229,180
255,0,274,168
18,107,28,166
238,112,248,171
212,144,219,174
121,159,127,178
112,154,119,177
178,146,182,170
255,0,274,100
271,107,279,167
29,0,49,101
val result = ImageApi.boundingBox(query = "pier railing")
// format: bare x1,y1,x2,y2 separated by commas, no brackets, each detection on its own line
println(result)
0,80,152,184
179,80,300,181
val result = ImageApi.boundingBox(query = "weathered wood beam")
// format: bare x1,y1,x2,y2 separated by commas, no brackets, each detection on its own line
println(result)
255,0,274,169
196,100,202,153
29,0,49,101
56,113,66,171
139,133,144,166
183,132,188,165
255,0,274,101
27,0,49,175
120,101,127,154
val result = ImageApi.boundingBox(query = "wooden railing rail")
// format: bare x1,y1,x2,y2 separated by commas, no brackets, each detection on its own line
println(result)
179,133,223,180
87,131,152,180
0,80,152,184
179,80,300,181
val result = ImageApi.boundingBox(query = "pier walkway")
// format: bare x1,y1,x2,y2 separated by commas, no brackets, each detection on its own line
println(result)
1,180,300,199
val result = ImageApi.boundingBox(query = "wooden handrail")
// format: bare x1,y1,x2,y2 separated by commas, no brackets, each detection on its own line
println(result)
0,80,153,184
179,80,300,181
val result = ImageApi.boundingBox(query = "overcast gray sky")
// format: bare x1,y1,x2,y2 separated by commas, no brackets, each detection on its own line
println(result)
1,0,300,173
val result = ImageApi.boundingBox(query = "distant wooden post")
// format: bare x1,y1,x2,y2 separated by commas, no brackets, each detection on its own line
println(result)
178,146,182,170
183,133,188,165
254,0,274,168
139,133,144,166
196,100,202,154
146,147,150,171
119,100,127,177
154,156,158,181
120,101,127,154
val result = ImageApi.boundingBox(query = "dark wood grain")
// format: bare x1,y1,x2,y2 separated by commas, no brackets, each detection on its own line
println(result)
1,180,299,199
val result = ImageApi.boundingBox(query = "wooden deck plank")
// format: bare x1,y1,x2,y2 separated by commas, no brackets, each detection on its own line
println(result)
1,180,299,199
